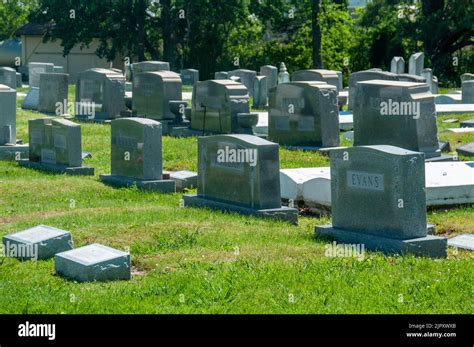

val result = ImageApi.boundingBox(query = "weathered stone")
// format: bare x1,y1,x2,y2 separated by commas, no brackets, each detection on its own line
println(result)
390,57,405,74
462,80,474,103
214,71,229,80
180,69,199,86
0,67,18,89
292,69,341,92
38,73,69,114
457,142,474,156
315,145,447,258
447,234,474,251
278,63,290,84
132,61,170,84
268,81,340,148
228,69,257,97
408,52,424,76
183,134,298,223
253,76,268,108
460,73,474,84
259,65,278,92
460,119,474,128
55,244,131,282
353,80,441,159
169,170,198,191
3,225,72,260
348,70,399,109
421,68,435,93
28,62,54,88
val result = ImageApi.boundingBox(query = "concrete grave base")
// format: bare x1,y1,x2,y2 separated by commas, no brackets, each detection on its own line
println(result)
3,225,73,261
19,159,94,176
169,171,198,191
55,244,131,282
457,142,474,157
100,174,175,193
0,144,28,160
315,225,447,258
425,154,455,162
460,119,474,128
283,145,347,154
74,115,113,124
183,194,298,224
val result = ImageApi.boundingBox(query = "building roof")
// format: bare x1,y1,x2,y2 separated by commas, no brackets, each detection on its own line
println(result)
15,22,55,36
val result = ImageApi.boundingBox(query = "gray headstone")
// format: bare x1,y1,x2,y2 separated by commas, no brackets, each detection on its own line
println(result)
460,73,474,84
460,119,474,128
259,65,278,91
191,80,250,134
228,69,257,97
421,68,435,93
0,67,18,89
16,72,22,88
21,87,39,110
111,118,163,180
76,68,126,120
38,73,69,114
447,234,474,251
132,61,170,85
390,56,405,74
316,145,447,258
28,118,82,167
253,76,268,108
53,66,65,73
3,225,72,260
28,62,54,88
278,63,290,84
214,71,229,80
132,71,182,121
348,70,399,109
353,80,441,159
0,84,16,145
55,244,131,282
180,69,199,86
291,69,341,92
408,52,424,76
462,80,474,103
268,81,340,148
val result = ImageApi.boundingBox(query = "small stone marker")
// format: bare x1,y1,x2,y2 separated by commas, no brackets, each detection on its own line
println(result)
183,134,298,223
3,225,73,260
169,170,198,191
315,145,447,258
278,63,290,84
21,87,39,110
447,234,474,251
100,118,175,192
28,62,54,88
348,70,399,110
457,142,474,157
55,244,131,282
214,71,229,80
253,76,268,108
408,52,424,76
38,73,69,114
421,68,435,93
180,69,199,86
291,69,341,92
462,80,474,103
0,67,18,89
268,81,340,149
260,65,278,92
390,57,405,74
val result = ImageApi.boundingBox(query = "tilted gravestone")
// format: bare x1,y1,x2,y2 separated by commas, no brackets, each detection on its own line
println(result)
20,118,94,175
228,69,257,97
390,56,405,74
55,244,131,282
183,134,298,223
191,80,258,134
133,71,184,122
408,52,424,76
348,70,399,110
462,80,474,103
253,76,268,108
353,80,442,160
38,73,69,114
268,81,340,149
291,69,341,92
100,118,175,193
180,69,199,86
0,84,28,160
260,65,278,92
0,67,18,89
76,68,126,121
316,145,447,258
3,225,72,260
28,62,54,88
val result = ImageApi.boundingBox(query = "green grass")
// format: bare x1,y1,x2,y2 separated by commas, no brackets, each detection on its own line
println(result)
0,88,473,314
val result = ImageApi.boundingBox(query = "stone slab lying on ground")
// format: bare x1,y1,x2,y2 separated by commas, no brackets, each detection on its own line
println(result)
280,168,331,207
100,174,175,193
444,127,474,134
434,94,462,104
3,225,72,260
442,119,459,124
436,104,474,116
457,143,474,157
55,244,131,282
447,234,474,251
169,170,198,191
19,160,94,176
21,87,39,110
460,119,474,128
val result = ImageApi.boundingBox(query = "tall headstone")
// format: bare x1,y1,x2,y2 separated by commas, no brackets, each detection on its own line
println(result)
38,73,69,114
348,70,399,109
259,65,278,91
253,76,268,108
191,80,257,134
408,52,424,76
0,67,18,89
75,68,126,120
133,71,183,121
214,71,229,80
268,81,340,149
462,80,474,103
353,80,441,159
28,62,54,88
183,134,298,223
180,69,199,86
291,69,341,92
278,63,290,84
228,69,257,97
390,56,405,74
421,68,435,93
20,118,93,175
316,145,447,258
100,118,175,192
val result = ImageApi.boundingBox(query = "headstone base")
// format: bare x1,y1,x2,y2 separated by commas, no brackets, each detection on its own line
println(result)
183,194,298,224
425,154,455,162
315,225,447,258
283,145,347,155
19,160,94,176
460,119,474,128
0,144,29,161
457,142,474,157
74,115,113,124
169,171,198,191
100,174,175,193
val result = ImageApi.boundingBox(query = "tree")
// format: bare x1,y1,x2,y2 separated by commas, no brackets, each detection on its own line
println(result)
312,0,322,68
0,0,38,40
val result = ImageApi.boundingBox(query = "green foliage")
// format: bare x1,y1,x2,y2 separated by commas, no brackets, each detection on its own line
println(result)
0,0,37,40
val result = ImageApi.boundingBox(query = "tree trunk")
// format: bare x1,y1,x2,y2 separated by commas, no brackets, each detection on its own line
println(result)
312,0,322,69
162,0,174,68
422,0,444,58
136,0,146,61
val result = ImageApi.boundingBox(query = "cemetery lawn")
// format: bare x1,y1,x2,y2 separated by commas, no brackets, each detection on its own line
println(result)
0,89,472,314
